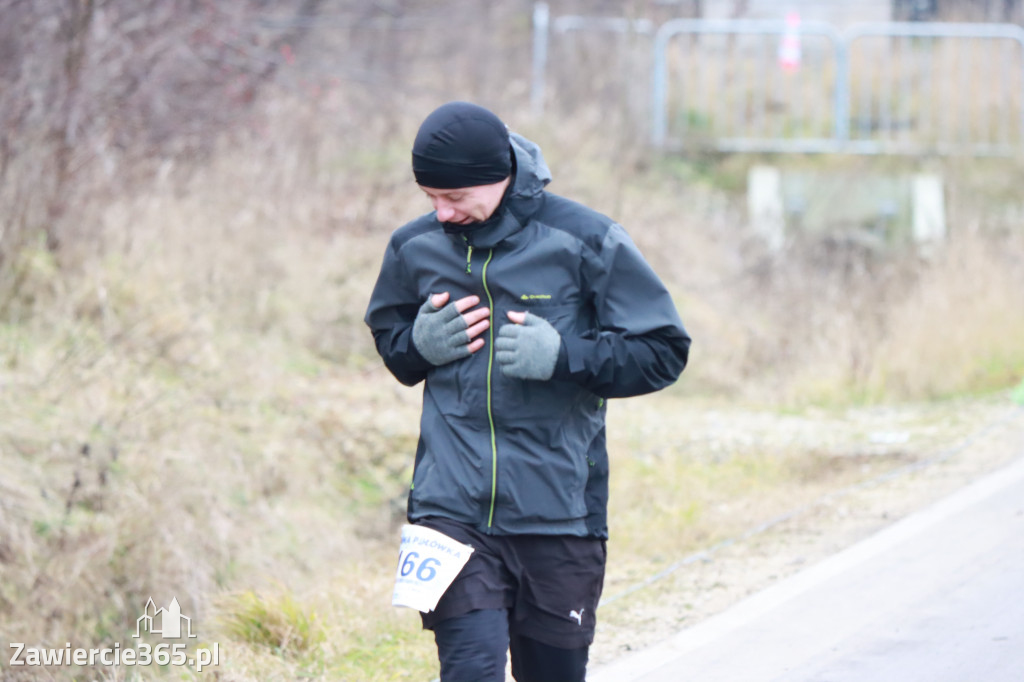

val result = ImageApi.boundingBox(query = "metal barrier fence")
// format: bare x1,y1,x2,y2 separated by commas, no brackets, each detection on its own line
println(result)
532,4,1024,156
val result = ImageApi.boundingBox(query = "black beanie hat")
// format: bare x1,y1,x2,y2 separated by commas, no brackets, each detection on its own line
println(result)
412,102,512,189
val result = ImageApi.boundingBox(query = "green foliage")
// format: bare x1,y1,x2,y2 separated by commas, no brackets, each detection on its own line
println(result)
219,589,326,658
1012,378,1024,406
0,232,61,321
331,626,435,681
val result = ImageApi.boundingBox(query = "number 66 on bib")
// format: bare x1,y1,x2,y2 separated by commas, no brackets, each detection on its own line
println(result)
391,524,474,613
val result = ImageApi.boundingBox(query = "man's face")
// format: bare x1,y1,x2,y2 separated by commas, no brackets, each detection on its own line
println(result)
420,177,510,225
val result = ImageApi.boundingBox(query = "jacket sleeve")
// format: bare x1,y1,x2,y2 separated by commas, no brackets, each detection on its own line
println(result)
552,223,691,399
363,236,434,386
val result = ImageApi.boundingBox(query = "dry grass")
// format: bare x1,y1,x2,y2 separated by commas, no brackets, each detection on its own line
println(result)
2,88,1024,681
868,233,1024,399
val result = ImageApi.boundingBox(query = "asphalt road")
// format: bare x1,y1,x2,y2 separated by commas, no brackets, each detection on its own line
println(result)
588,454,1024,682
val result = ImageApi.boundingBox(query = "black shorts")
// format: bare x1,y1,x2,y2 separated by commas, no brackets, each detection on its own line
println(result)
418,517,607,649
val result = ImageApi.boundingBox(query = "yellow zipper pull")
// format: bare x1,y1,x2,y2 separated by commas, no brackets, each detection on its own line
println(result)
464,238,473,274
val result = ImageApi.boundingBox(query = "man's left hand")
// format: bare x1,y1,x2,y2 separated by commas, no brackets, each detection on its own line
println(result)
495,311,561,381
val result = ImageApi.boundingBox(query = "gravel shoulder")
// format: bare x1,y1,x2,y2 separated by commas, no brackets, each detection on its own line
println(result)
588,395,1024,670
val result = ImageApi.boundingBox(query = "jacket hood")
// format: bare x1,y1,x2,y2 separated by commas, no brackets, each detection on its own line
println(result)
509,132,552,199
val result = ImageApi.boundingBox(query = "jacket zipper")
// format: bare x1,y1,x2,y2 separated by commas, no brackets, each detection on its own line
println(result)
481,248,498,528
463,236,473,274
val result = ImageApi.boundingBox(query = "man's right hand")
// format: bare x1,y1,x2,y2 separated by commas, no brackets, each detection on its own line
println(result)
412,292,491,366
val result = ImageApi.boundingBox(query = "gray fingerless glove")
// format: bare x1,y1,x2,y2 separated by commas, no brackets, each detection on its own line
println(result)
495,313,561,381
412,298,472,366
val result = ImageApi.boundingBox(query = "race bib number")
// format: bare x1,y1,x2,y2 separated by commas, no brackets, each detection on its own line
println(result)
391,524,474,613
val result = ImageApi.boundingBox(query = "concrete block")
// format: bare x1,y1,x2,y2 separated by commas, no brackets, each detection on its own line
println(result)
747,165,785,251
912,174,946,244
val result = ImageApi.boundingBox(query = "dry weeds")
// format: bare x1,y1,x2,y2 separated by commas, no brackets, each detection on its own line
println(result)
2,87,1024,681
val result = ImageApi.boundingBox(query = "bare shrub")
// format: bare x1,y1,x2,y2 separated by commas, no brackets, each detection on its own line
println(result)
0,0,326,288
